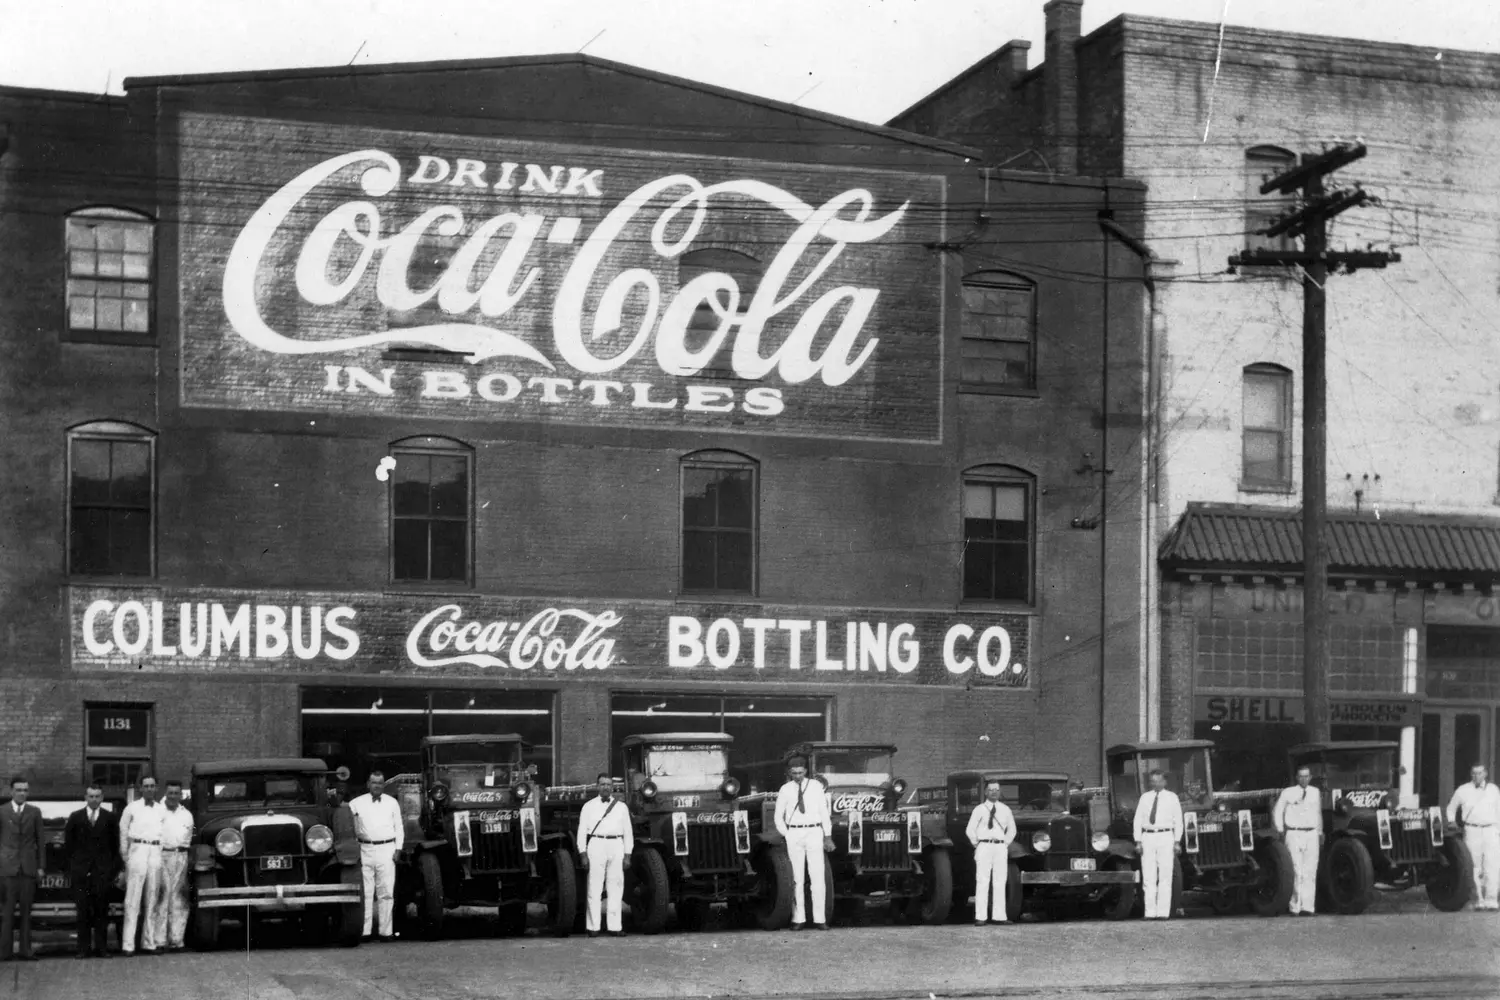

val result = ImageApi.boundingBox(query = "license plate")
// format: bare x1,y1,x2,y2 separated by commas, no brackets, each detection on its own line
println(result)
1197,824,1222,834
482,821,511,834
874,829,900,843
260,856,292,871
1070,858,1096,872
40,874,70,890
1402,821,1424,831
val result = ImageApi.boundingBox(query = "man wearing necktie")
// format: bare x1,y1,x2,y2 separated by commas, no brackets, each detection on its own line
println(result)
773,756,833,930
1131,769,1183,919
0,777,45,962
349,771,405,941
64,784,121,958
1447,763,1500,911
578,773,634,937
964,779,1016,925
1273,765,1323,915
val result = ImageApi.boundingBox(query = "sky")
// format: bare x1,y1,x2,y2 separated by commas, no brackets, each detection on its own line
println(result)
1,0,1497,124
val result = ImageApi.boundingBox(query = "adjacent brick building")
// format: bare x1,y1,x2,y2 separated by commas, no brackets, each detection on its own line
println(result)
891,0,1500,803
0,53,1146,796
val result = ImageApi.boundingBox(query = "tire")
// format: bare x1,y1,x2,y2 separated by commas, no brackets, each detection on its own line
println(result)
1005,862,1023,921
415,852,446,938
191,872,220,951
751,846,795,930
335,866,364,947
1100,857,1139,921
905,846,953,925
626,847,670,935
1321,837,1375,915
1425,837,1474,912
1249,838,1296,917
545,847,578,936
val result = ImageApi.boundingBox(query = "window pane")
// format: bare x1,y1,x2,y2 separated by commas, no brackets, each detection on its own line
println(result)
963,543,995,600
963,483,993,521
122,253,150,280
111,509,152,576
1244,374,1286,429
716,471,753,528
95,225,124,252
96,253,124,278
682,467,718,527
992,542,1029,601
429,456,468,518
992,484,1027,523
961,337,1031,386
67,221,96,250
123,226,152,254
111,441,152,507
392,519,429,580
123,299,150,332
71,509,110,576
70,251,97,277
96,298,123,331
72,439,112,505
716,531,753,592
393,455,431,516
429,520,468,581
682,531,716,590
69,296,96,329
1243,430,1285,482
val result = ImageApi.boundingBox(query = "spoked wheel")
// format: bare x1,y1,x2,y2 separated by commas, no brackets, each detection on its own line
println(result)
1321,838,1374,915
544,847,578,937
1249,839,1295,917
1425,838,1474,912
1100,858,1139,921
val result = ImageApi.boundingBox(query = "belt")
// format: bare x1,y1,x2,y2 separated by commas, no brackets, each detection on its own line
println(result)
1286,827,1317,832
590,835,623,839
162,846,188,852
360,838,396,845
1466,823,1496,828
977,839,1008,844
789,823,824,829
129,838,160,846
1140,828,1174,834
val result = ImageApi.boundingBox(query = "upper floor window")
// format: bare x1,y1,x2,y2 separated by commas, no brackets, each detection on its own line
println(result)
961,272,1036,391
69,421,154,577
962,465,1034,603
1242,364,1293,489
1244,147,1296,253
66,208,154,341
678,249,763,377
681,450,757,594
390,437,472,584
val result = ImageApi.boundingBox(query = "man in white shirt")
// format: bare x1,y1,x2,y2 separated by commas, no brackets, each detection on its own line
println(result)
1273,765,1323,916
348,771,405,941
1447,763,1500,911
773,756,833,930
153,780,194,951
1132,768,1183,920
117,776,167,955
576,773,634,937
964,779,1016,925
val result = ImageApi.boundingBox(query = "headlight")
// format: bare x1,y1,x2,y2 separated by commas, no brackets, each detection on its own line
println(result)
1091,832,1110,852
721,777,741,799
214,828,244,857
430,782,449,804
513,782,532,803
1031,831,1051,853
305,824,334,853
892,779,907,796
641,781,658,801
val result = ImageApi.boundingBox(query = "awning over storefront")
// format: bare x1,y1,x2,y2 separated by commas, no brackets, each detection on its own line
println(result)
1160,503,1500,586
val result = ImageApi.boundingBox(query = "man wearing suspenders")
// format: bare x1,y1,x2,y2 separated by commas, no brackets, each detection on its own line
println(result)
578,774,634,937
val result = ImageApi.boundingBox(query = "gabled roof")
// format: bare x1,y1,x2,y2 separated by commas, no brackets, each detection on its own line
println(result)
1160,503,1500,582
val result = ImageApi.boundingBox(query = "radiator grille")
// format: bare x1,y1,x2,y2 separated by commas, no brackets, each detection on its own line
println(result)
688,824,739,872
1388,818,1432,865
469,822,527,872
243,822,302,858
860,825,912,871
1048,816,1087,855
1192,820,1244,868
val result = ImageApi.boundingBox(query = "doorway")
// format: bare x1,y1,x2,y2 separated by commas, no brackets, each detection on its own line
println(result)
1419,707,1490,807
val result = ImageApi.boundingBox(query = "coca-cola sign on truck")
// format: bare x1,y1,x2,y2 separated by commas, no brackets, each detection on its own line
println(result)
178,114,946,441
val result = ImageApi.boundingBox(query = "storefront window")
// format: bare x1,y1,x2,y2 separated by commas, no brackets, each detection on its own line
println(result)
84,703,154,794
1196,720,1303,792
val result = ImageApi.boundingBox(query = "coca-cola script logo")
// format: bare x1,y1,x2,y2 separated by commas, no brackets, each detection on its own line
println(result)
406,605,620,671
832,792,888,813
1343,789,1388,809
222,151,908,385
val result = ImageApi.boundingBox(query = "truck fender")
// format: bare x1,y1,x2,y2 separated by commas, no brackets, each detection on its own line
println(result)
191,844,218,873
926,832,954,849
1105,841,1138,863
755,829,786,848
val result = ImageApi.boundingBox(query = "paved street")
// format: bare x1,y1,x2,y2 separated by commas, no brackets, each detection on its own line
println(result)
6,900,1497,1000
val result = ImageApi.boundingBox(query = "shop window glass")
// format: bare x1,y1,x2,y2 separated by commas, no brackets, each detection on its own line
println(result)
69,422,154,577
681,451,756,594
390,437,472,584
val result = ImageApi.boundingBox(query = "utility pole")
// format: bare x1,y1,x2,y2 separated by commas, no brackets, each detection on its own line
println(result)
1229,143,1399,743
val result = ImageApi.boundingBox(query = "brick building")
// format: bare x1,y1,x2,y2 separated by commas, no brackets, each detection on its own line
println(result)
0,53,1146,797
891,0,1500,802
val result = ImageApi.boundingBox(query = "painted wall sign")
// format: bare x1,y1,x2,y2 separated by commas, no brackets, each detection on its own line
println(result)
67,586,1029,688
1194,695,1420,727
176,113,946,442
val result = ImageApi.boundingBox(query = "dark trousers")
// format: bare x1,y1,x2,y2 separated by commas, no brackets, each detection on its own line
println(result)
0,875,36,959
75,876,111,954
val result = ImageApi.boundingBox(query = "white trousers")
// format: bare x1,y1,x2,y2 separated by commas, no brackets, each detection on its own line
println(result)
151,851,190,947
585,839,625,932
359,844,396,936
973,841,1009,922
1464,825,1500,909
1140,832,1176,919
785,827,827,925
1285,830,1319,914
122,843,163,952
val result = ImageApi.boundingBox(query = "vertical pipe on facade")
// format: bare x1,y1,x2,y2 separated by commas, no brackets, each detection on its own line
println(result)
1099,188,1111,786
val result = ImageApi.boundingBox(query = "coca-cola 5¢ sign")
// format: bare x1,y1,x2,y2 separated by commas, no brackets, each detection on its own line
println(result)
177,114,946,442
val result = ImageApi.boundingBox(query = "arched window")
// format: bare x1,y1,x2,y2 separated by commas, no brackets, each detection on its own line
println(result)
66,207,154,341
68,420,156,577
681,449,757,594
961,271,1036,390
678,249,763,376
1242,364,1293,489
1244,147,1296,253
389,436,473,584
962,464,1034,603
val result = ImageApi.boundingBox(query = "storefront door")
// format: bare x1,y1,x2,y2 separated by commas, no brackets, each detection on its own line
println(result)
1419,707,1491,807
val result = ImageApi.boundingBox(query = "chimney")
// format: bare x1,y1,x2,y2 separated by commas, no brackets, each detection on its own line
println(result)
1043,0,1082,174
996,39,1031,83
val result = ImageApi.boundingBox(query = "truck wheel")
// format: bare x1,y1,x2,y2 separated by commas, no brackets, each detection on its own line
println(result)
626,847,670,935
415,852,446,938
1321,837,1374,915
335,866,364,947
545,846,578,936
1425,837,1474,912
751,846,795,930
1100,858,1138,921
1249,838,1296,917
1005,862,1023,921
904,846,953,924
191,872,220,951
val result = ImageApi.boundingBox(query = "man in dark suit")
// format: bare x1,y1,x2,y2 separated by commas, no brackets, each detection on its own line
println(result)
0,776,45,961
64,783,120,958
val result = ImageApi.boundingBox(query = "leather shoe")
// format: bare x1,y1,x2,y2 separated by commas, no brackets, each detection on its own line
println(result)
586,931,599,938
813,922,829,930
789,923,804,932
609,930,626,938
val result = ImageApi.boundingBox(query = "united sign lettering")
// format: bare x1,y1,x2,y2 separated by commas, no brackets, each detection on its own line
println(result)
177,114,946,441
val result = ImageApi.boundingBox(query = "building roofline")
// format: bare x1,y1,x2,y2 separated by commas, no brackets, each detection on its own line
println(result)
0,82,127,105
886,39,1032,126
122,52,983,161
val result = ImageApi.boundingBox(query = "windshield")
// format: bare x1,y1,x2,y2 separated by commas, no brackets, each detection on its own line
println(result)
812,749,894,787
1299,749,1397,790
431,742,524,768
1122,749,1214,807
994,780,1068,813
204,774,320,808
638,745,729,793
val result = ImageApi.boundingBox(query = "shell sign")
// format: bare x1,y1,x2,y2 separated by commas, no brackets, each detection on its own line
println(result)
176,113,947,442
